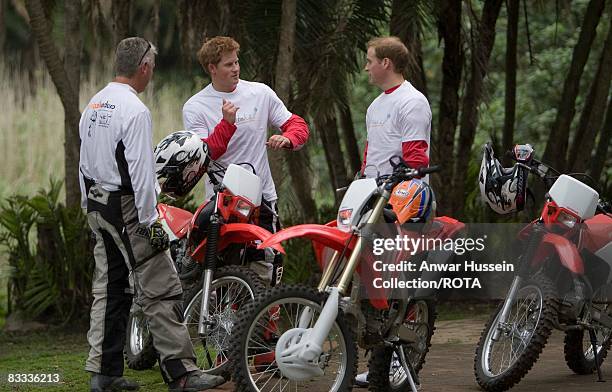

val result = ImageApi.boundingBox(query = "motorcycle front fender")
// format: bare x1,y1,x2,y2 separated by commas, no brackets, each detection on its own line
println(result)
531,232,584,274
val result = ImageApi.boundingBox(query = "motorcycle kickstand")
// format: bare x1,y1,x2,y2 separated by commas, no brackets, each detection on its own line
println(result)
394,344,420,392
588,327,606,383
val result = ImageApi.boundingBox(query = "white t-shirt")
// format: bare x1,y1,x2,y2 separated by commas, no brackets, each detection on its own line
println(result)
79,82,160,226
364,81,431,178
183,80,292,201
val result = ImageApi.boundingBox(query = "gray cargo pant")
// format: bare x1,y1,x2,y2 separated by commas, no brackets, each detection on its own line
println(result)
84,184,198,382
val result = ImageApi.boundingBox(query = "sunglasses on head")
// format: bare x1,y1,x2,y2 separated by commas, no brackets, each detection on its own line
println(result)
138,41,151,66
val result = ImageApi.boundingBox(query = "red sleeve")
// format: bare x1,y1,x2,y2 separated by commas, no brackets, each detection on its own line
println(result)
402,140,429,170
360,141,368,174
202,119,237,160
280,114,309,150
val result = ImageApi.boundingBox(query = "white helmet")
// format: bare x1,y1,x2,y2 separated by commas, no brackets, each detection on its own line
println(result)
479,143,529,214
154,131,210,198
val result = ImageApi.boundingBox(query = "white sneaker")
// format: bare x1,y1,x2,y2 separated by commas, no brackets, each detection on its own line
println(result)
354,371,368,387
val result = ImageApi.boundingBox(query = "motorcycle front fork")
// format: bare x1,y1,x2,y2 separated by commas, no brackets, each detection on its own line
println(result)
198,213,221,336
493,223,544,341
492,276,523,341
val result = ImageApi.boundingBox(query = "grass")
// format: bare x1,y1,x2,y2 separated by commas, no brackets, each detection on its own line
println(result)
0,328,170,391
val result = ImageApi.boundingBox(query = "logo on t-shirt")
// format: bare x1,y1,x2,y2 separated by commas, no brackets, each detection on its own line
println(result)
368,113,391,128
236,107,258,124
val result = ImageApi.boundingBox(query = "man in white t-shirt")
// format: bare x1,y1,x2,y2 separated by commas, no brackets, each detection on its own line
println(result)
361,36,431,179
183,36,309,286
355,36,432,388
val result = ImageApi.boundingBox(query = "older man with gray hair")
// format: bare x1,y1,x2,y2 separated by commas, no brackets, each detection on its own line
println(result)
79,37,225,392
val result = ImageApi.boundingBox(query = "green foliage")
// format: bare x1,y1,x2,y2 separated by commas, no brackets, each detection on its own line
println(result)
281,238,320,285
0,179,93,323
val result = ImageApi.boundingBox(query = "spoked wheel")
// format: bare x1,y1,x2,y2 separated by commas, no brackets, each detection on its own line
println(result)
564,328,612,374
183,266,265,378
125,306,157,370
368,299,437,391
564,287,612,374
474,272,558,391
230,284,358,392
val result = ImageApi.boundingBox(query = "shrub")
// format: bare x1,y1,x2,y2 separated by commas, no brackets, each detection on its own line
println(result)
0,179,93,324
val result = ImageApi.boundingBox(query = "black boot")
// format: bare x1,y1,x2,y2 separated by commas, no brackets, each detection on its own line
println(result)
90,373,139,392
168,370,225,392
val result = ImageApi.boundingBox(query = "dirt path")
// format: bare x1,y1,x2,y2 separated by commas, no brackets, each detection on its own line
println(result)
418,319,610,391
211,318,611,391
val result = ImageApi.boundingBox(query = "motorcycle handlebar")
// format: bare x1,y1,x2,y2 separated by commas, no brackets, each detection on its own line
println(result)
418,165,441,176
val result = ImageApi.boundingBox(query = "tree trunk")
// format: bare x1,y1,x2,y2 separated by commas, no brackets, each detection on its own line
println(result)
177,0,192,68
570,22,612,173
272,0,317,223
146,0,161,44
63,0,82,209
25,0,81,208
270,0,295,190
338,101,361,174
316,115,348,202
111,0,131,47
433,0,463,215
390,0,428,98
216,0,231,35
0,0,6,53
502,0,519,165
452,0,503,216
589,98,612,182
542,0,605,172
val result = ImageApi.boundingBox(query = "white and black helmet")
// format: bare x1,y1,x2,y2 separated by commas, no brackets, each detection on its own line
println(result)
154,131,210,198
479,143,529,214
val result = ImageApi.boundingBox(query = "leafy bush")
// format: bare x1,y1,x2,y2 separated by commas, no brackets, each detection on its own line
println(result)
0,179,93,323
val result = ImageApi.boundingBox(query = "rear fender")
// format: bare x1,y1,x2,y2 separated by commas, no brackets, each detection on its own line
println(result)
431,216,465,239
157,204,193,239
258,224,354,254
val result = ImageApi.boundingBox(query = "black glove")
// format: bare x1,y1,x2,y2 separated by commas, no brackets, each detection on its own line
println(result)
149,220,170,252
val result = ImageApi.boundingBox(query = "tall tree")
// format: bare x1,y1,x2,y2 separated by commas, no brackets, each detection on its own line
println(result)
502,0,519,163
63,0,82,209
451,0,503,215
315,115,348,200
146,0,161,44
111,0,130,46
570,22,612,173
273,0,318,223
389,0,431,98
589,98,611,183
271,0,296,186
542,0,605,171
433,0,463,215
292,0,386,199
338,98,361,174
25,0,81,208
0,0,6,52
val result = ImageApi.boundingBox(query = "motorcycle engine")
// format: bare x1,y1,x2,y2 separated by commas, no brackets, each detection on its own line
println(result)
171,239,198,275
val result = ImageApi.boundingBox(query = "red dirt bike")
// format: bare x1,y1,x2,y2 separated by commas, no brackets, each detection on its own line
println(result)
230,157,465,392
474,144,612,391
125,162,283,379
